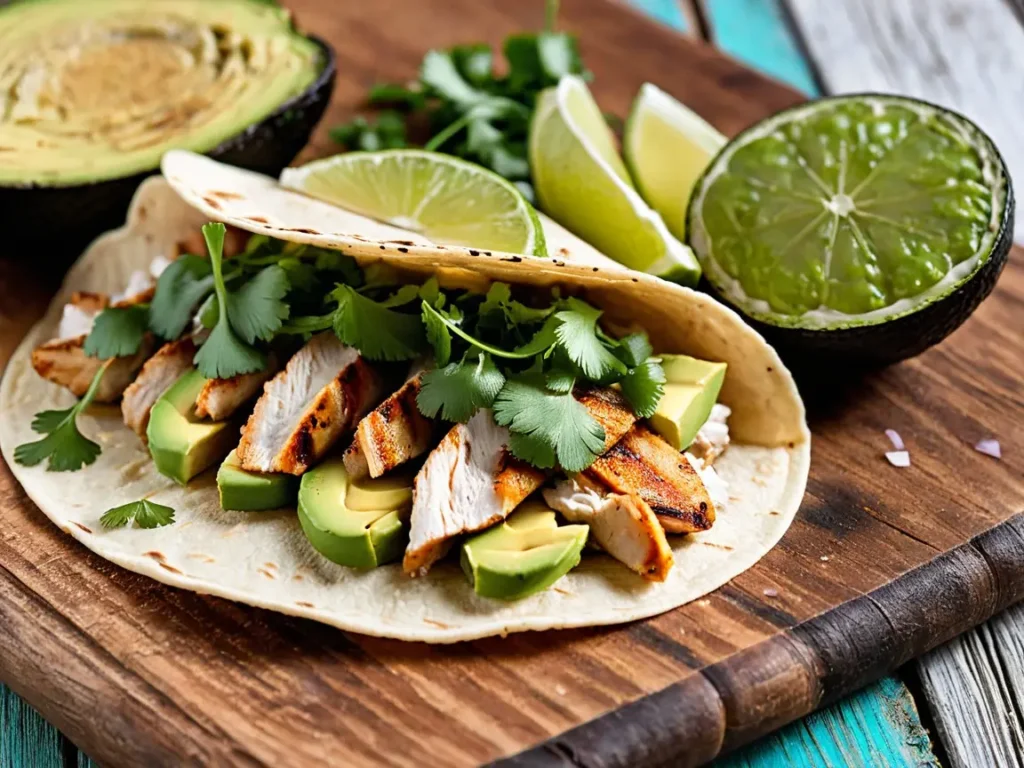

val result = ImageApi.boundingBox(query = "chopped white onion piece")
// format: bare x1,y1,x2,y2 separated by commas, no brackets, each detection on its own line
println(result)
885,429,905,451
974,439,1001,459
885,450,911,468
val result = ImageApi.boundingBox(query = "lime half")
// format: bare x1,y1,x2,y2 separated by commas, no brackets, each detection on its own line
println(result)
688,94,1012,361
624,83,726,241
280,150,547,256
529,76,701,285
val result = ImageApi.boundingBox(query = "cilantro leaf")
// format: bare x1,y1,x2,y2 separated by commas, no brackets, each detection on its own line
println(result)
545,368,575,394
84,305,148,359
14,364,106,472
149,254,214,340
616,332,654,368
417,354,505,423
329,111,409,151
100,499,176,530
422,299,537,360
226,265,290,343
368,82,426,109
493,373,606,472
554,298,626,379
452,44,494,86
480,282,554,326
192,223,267,379
332,284,424,361
620,360,666,419
513,314,560,357
380,284,423,308
421,300,452,367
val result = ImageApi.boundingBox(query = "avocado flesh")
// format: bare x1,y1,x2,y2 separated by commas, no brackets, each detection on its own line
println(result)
147,370,237,485
648,355,727,450
0,0,322,186
217,450,297,511
297,457,412,569
461,502,589,601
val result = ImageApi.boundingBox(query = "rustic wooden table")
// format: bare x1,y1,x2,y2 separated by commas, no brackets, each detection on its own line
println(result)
2,1,1022,766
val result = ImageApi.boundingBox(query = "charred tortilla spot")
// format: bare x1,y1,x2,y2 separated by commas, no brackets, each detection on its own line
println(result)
246,215,270,224
71,522,93,534
289,228,320,235
203,197,223,210
159,563,183,575
211,191,243,200
143,551,166,562
309,415,319,428
296,601,315,608
397,247,409,253
469,249,480,256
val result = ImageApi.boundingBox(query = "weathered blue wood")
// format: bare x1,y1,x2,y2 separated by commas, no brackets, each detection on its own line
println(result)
702,0,820,95
625,0,690,31
1,683,65,768
715,677,939,768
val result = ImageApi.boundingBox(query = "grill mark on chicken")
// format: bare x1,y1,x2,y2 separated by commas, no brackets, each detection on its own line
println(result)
587,424,715,534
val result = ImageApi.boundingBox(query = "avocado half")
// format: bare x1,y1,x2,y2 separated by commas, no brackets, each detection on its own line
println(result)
0,0,337,258
686,93,1015,368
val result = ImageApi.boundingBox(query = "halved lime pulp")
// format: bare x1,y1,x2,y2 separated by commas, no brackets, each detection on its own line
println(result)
689,94,1010,329
280,150,547,257
529,76,701,285
624,83,726,241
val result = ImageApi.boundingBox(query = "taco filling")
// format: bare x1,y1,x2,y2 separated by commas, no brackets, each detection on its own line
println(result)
15,218,743,597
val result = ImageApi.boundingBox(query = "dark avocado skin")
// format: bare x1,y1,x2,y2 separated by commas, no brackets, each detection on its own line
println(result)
688,92,1015,369
0,35,336,262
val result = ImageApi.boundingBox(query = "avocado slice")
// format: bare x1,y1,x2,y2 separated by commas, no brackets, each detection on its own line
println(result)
217,450,298,512
147,370,237,485
461,502,589,601
0,0,336,254
648,355,727,450
297,457,413,569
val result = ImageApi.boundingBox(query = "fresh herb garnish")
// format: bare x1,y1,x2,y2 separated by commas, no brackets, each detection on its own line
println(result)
149,254,215,340
84,304,149,359
331,284,424,361
418,354,506,423
100,499,175,530
192,223,269,379
493,372,606,472
329,0,587,195
14,364,106,471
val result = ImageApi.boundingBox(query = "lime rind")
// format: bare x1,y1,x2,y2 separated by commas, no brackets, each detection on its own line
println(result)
688,94,1010,331
530,77,701,285
280,149,547,257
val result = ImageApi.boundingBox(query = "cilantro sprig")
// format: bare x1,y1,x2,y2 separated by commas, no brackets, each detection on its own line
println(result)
100,499,175,530
84,304,149,359
192,223,279,379
14,364,106,472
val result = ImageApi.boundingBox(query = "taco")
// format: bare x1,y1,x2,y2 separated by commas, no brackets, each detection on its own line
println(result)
0,151,809,642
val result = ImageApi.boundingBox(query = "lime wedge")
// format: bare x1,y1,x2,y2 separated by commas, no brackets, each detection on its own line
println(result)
529,76,701,285
624,83,726,241
280,150,546,256
688,94,1012,360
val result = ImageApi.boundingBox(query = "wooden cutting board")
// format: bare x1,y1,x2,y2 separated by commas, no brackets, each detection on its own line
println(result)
1,0,1022,765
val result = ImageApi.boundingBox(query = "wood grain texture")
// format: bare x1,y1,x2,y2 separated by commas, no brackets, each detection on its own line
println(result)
919,602,1024,768
786,0,1024,242
0,0,1022,766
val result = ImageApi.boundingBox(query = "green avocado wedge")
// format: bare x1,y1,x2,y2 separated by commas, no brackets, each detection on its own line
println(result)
147,370,237,485
648,355,727,451
297,457,412,569
461,502,589,601
217,450,298,511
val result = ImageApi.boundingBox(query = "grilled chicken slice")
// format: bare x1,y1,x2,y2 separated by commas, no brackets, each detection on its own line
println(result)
588,424,715,534
576,385,639,451
404,410,546,576
344,370,435,481
236,333,381,475
32,335,154,403
543,476,673,581
121,338,197,437
194,355,278,422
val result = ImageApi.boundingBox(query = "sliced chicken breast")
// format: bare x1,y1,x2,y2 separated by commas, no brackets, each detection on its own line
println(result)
587,424,715,534
404,409,546,576
32,335,154,403
543,476,673,581
194,355,278,422
236,333,381,475
344,371,436,481
121,338,197,437
575,385,638,451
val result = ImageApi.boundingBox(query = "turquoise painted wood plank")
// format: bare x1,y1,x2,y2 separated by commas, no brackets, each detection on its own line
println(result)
625,0,689,31
715,677,939,767
702,0,819,95
1,683,65,768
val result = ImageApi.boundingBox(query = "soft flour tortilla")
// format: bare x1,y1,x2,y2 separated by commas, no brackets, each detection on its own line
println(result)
0,155,810,642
